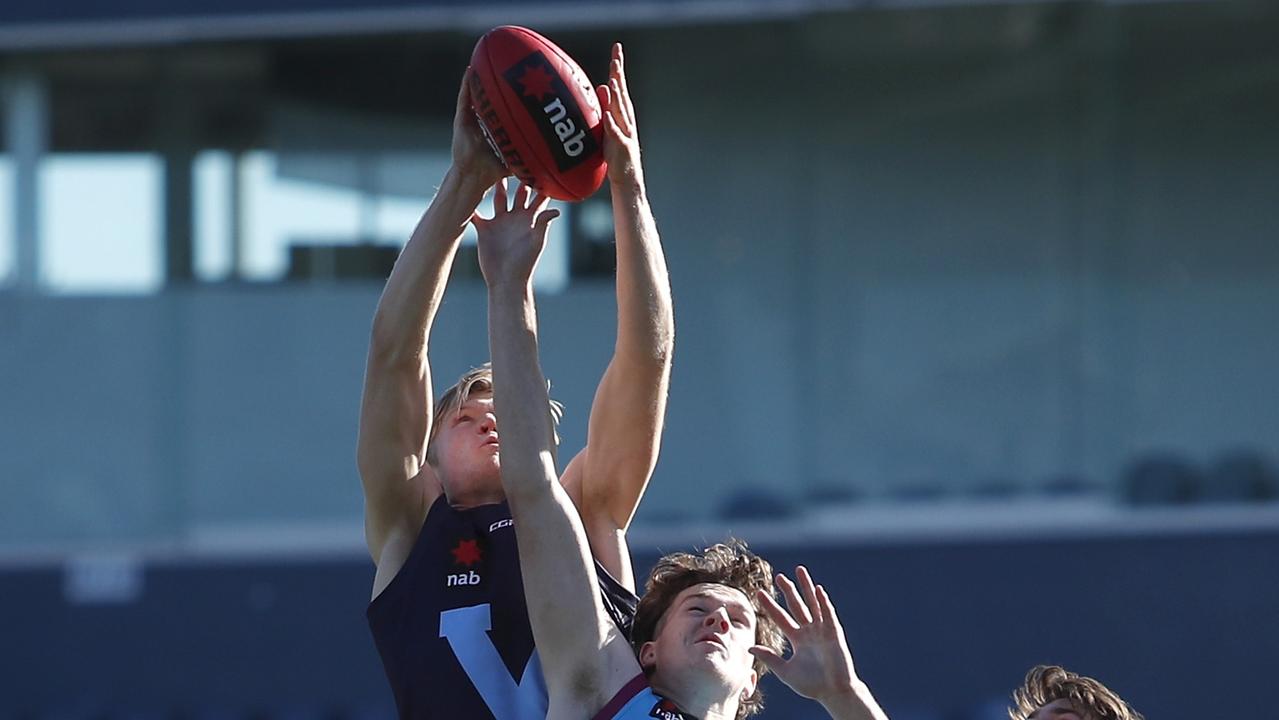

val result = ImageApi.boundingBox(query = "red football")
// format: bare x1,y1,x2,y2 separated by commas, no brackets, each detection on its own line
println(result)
469,26,606,202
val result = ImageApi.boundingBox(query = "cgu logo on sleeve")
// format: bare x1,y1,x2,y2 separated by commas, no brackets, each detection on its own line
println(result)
503,52,600,172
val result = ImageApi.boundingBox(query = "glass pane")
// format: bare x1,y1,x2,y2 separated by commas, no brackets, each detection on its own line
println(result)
240,151,362,281
370,152,570,292
194,150,232,282
38,153,162,294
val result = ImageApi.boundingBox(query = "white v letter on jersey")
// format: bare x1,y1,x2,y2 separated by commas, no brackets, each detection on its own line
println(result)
439,604,549,720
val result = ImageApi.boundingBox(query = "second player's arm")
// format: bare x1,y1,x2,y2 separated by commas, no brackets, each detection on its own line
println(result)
483,196,640,715
565,43,675,590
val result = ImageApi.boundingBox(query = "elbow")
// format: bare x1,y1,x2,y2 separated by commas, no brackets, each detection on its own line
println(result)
656,318,674,363
652,292,675,360
642,322,675,368
635,303,674,365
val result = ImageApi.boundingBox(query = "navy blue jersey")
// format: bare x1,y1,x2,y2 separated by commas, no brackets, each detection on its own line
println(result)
368,496,638,720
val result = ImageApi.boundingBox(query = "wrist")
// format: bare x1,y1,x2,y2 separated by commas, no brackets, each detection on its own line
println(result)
818,681,879,720
608,169,647,204
443,164,494,202
487,280,533,301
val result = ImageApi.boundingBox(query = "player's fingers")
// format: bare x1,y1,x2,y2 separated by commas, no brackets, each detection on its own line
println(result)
609,78,632,135
601,104,624,142
756,588,802,636
816,584,845,635
596,84,610,116
777,574,813,625
457,70,485,135
531,192,553,215
748,645,786,675
492,178,509,214
454,69,471,119
532,208,560,238
609,44,622,87
796,566,823,624
608,74,632,130
516,182,533,210
615,45,636,122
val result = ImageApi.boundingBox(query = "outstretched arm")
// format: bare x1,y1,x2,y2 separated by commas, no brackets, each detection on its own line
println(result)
477,181,640,715
564,43,675,591
357,70,505,598
751,567,891,720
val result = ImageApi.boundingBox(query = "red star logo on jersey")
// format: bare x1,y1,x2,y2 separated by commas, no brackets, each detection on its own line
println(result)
450,539,483,567
516,64,556,101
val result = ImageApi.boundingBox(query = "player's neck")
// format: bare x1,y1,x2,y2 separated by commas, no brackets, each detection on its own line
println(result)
443,479,507,509
650,673,739,720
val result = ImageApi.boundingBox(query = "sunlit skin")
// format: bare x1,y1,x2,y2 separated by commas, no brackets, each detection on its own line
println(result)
1031,699,1087,720
429,393,505,507
640,583,760,719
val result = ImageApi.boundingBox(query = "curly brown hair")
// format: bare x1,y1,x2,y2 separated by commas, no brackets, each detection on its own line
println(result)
631,540,787,720
1009,665,1144,720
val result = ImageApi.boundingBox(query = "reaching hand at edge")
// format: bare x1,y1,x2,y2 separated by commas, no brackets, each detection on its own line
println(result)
453,68,510,189
595,43,644,187
751,567,891,720
473,179,560,291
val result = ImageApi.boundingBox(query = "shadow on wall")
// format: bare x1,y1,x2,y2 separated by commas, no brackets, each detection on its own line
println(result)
712,447,1279,519
1121,448,1279,506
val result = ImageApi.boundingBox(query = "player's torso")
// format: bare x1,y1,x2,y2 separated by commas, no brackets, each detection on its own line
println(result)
368,497,547,720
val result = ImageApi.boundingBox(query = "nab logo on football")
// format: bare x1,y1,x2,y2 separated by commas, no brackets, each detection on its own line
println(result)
504,52,599,172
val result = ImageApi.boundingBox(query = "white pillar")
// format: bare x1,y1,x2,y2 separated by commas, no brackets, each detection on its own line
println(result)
4,70,48,293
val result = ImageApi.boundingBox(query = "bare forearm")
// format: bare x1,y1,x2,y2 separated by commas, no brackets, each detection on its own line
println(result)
369,168,489,364
611,177,673,364
486,279,635,702
487,283,558,495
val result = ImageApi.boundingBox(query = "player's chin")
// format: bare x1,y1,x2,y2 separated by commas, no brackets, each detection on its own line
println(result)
688,652,743,682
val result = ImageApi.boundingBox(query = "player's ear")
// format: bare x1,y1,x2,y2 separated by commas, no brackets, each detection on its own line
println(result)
740,669,758,704
639,641,657,671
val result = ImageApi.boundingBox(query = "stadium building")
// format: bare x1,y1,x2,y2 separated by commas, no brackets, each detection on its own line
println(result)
2,1,1277,717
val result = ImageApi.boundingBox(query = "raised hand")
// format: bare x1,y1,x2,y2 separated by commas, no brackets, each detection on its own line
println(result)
451,68,509,190
473,179,560,290
751,567,889,720
595,43,644,187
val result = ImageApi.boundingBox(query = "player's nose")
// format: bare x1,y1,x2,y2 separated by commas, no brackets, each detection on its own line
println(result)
704,608,730,632
479,412,497,433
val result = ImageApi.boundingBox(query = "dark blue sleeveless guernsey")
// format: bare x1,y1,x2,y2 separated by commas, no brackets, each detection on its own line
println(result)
367,496,638,720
